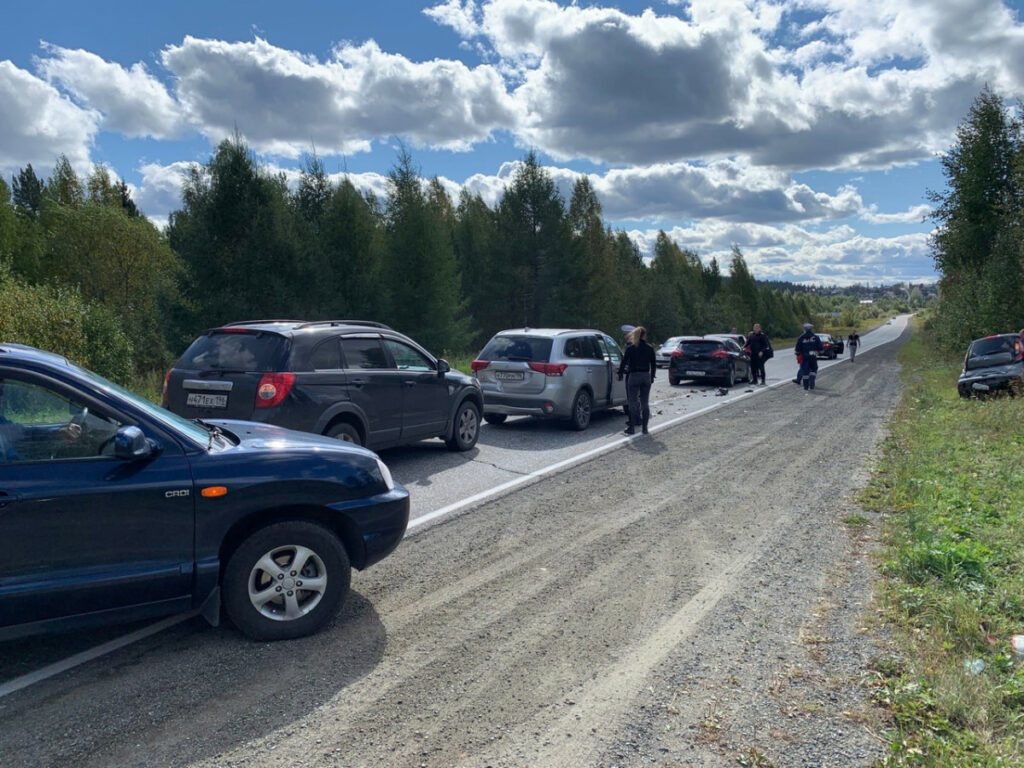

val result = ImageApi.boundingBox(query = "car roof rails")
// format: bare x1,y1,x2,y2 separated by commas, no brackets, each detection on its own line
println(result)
294,320,393,330
222,319,307,327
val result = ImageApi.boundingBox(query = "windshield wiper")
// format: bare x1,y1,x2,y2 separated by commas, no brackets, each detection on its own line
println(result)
191,418,223,448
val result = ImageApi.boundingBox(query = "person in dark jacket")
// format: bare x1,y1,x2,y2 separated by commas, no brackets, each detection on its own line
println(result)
848,331,860,362
794,323,824,390
617,326,656,434
746,323,771,385
621,325,636,429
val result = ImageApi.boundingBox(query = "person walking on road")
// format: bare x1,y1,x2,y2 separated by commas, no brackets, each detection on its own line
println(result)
746,323,771,385
848,331,860,362
794,322,823,390
618,326,656,435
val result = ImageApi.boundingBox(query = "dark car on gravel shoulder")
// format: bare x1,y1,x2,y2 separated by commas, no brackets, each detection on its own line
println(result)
0,343,409,642
164,320,483,453
668,336,751,387
957,333,1024,398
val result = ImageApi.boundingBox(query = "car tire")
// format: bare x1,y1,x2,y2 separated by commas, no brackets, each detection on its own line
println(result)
446,400,480,451
223,521,350,641
569,389,592,431
669,376,680,386
724,365,736,388
326,421,362,446
484,413,507,425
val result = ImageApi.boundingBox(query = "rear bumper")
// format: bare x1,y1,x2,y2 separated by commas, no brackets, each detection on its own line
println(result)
957,373,1023,396
482,393,569,418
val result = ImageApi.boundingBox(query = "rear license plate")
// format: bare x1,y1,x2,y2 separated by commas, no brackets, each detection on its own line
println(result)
685,370,705,376
494,371,524,381
187,392,228,408
972,382,990,391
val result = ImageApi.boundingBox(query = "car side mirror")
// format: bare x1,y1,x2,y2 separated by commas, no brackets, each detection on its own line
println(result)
113,425,159,461
437,359,451,376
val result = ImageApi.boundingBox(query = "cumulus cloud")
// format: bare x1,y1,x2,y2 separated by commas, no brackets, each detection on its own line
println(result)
35,44,184,138
0,61,98,177
160,36,517,158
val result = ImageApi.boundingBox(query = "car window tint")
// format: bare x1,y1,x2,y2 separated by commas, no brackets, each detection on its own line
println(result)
179,332,287,372
479,336,553,363
563,337,583,358
341,338,391,370
310,338,342,370
582,336,604,360
384,340,434,372
680,341,722,353
970,337,1013,357
0,378,122,464
600,335,622,363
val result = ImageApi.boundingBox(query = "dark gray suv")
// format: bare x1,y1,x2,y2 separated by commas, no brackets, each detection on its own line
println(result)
164,320,483,451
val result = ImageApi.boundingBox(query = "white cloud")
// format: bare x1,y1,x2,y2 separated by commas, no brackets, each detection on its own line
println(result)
0,61,98,178
861,203,932,224
160,36,517,158
35,44,183,139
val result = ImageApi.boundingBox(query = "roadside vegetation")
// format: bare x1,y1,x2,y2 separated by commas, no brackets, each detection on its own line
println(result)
862,322,1024,766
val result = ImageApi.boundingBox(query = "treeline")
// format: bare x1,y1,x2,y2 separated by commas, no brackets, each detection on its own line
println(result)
1,137,899,382
929,87,1024,348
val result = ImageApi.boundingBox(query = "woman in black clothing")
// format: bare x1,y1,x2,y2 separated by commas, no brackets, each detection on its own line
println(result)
617,326,656,434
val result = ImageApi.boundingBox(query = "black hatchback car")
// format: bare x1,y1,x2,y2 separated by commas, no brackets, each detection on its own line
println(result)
164,320,483,452
957,333,1024,398
668,336,751,387
0,343,409,642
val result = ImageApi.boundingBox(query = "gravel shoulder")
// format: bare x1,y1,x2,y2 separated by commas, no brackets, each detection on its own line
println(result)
0,329,906,768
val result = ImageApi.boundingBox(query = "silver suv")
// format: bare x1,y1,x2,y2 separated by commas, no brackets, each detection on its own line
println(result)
471,328,627,430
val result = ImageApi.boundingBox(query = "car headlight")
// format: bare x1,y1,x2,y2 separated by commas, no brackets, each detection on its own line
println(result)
376,458,395,491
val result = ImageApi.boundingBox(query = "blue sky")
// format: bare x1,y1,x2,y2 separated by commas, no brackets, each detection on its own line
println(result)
3,0,1023,285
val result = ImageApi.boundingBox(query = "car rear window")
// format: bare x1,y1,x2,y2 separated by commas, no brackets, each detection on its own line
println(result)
178,331,288,372
969,336,1015,358
680,340,723,354
479,335,554,363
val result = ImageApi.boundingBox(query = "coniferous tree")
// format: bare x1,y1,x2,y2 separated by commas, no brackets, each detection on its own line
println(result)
12,164,44,218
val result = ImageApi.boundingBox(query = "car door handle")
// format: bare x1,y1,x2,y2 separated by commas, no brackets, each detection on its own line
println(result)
349,378,366,387
0,491,20,508
403,380,417,387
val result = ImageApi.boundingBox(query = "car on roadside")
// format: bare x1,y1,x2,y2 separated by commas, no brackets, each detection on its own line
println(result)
471,328,627,430
705,332,748,350
0,343,409,642
815,333,842,359
163,320,483,453
655,336,690,368
668,336,751,387
957,333,1024,398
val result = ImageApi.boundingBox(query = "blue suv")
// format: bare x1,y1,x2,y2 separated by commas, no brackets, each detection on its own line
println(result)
0,343,409,642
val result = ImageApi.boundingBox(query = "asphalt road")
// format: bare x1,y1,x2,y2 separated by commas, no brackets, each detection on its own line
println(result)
0,317,909,768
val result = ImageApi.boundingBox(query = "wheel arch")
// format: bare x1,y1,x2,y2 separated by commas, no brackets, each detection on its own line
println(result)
218,505,368,579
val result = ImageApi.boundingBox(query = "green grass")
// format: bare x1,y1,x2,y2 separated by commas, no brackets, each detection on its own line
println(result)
861,320,1024,766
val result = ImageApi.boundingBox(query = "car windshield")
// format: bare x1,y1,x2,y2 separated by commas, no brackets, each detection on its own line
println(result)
179,331,288,372
76,366,211,446
479,335,554,363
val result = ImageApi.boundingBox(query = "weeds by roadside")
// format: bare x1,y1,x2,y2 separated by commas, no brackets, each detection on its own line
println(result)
861,323,1024,766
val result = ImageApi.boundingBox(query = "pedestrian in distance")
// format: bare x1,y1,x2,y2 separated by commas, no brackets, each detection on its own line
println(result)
746,323,772,385
848,330,860,362
618,326,656,435
794,322,823,390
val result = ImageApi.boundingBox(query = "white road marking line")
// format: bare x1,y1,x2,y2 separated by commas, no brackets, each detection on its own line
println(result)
0,612,197,700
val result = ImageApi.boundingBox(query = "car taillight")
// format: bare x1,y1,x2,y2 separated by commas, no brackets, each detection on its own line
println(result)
470,359,490,372
672,349,684,358
162,369,172,404
255,373,295,408
528,362,568,376
711,350,730,359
